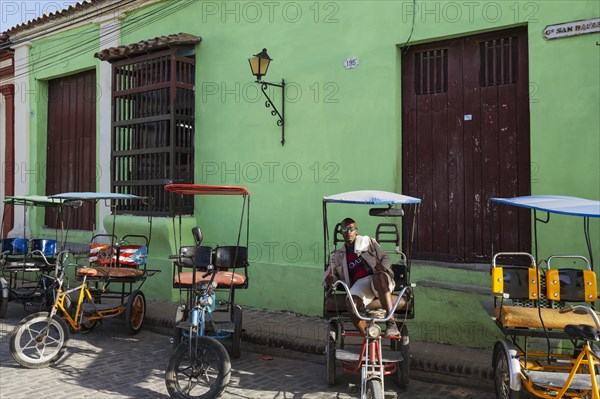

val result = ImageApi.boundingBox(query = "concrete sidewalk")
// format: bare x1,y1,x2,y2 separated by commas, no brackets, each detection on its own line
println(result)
144,299,494,390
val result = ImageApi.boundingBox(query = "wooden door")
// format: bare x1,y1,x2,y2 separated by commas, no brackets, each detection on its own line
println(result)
46,70,97,230
402,27,531,262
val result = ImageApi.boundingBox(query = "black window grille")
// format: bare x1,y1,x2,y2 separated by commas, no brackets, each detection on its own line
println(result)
110,47,195,215
480,37,518,87
414,49,448,95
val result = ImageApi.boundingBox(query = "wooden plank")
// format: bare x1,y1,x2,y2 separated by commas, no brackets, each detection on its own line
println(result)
515,27,532,253
462,36,481,260
498,84,519,252
402,44,420,254
431,92,449,254
416,93,433,255
446,40,464,259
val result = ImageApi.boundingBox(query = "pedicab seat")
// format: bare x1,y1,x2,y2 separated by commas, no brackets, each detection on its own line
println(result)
173,246,248,289
493,263,599,331
85,240,148,280
1,238,28,257
495,306,600,329
78,266,145,279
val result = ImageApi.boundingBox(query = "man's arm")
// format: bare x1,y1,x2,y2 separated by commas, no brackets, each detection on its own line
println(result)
371,239,392,272
323,255,339,286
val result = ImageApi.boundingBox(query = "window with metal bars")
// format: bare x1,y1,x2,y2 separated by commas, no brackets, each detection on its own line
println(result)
414,49,448,95
111,47,195,216
480,37,518,87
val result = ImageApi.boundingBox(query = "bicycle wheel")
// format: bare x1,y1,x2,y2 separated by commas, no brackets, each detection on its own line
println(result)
125,290,145,335
172,304,187,352
78,293,101,333
165,336,231,399
0,296,7,318
9,312,70,368
326,320,337,386
231,305,242,359
391,323,410,389
366,379,384,399
493,343,519,399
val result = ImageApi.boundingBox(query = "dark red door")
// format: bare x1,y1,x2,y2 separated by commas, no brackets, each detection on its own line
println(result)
46,70,97,230
402,27,531,262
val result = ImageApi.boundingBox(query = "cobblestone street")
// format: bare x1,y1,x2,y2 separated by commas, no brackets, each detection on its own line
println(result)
0,304,492,398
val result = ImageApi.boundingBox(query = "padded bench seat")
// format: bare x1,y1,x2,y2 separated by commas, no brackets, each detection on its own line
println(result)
495,305,600,329
174,271,247,288
77,267,145,279
325,293,411,314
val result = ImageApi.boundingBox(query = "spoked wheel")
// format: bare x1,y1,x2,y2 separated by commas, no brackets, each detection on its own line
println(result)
493,343,518,399
365,379,384,399
125,290,145,335
390,323,410,389
231,305,242,359
326,320,337,386
78,293,100,333
165,336,231,399
0,295,7,318
9,312,70,368
0,278,9,318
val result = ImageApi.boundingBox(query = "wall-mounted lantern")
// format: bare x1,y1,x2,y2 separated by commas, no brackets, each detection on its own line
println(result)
248,48,285,146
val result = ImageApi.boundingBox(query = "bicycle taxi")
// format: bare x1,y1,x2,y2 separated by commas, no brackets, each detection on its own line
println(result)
488,195,600,399
164,184,251,399
322,190,421,398
9,192,159,368
1,195,76,317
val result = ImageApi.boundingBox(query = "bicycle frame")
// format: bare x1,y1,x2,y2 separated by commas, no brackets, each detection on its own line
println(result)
35,250,126,332
52,275,125,332
331,280,409,398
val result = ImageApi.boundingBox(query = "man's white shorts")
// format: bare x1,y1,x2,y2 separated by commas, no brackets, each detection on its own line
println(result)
349,273,395,306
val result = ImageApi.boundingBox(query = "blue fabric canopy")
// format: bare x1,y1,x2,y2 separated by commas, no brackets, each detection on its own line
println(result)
323,190,421,205
490,195,600,218
50,192,146,201
3,195,65,207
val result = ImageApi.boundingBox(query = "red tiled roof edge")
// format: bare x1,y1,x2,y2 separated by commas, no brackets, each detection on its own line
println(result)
95,33,202,62
2,0,108,35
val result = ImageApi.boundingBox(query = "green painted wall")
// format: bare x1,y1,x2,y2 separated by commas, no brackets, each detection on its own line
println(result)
20,0,600,348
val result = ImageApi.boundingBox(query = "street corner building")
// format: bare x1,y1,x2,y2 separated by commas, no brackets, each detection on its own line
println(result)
0,0,598,349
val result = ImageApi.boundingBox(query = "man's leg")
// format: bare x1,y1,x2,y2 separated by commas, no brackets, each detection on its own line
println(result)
372,272,400,336
372,272,393,316
346,295,366,334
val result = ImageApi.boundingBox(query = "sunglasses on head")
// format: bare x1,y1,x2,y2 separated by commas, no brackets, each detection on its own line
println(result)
341,226,357,232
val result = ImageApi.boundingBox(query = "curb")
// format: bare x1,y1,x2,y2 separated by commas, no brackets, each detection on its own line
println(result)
144,312,494,388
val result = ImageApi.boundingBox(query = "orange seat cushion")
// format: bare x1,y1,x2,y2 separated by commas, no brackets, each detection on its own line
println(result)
78,267,145,279
175,271,247,288
495,305,600,329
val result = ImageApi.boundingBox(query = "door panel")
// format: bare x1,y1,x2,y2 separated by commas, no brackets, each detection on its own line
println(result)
402,27,530,261
46,70,97,230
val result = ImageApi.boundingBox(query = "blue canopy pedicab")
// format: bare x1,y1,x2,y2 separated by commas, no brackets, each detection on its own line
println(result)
488,195,600,399
1,195,77,317
322,190,421,399
9,192,159,368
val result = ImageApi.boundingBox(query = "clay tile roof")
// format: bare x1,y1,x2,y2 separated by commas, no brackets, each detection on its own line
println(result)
95,33,202,62
2,0,106,35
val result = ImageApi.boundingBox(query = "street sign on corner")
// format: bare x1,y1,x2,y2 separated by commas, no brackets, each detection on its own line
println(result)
543,17,600,40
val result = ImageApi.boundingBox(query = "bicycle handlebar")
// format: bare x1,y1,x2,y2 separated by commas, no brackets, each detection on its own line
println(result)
330,280,409,323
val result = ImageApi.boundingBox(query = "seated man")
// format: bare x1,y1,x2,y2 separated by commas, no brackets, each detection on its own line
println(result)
324,217,399,336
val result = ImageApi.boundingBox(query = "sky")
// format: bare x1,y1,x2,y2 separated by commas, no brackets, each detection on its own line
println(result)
1,1,80,33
